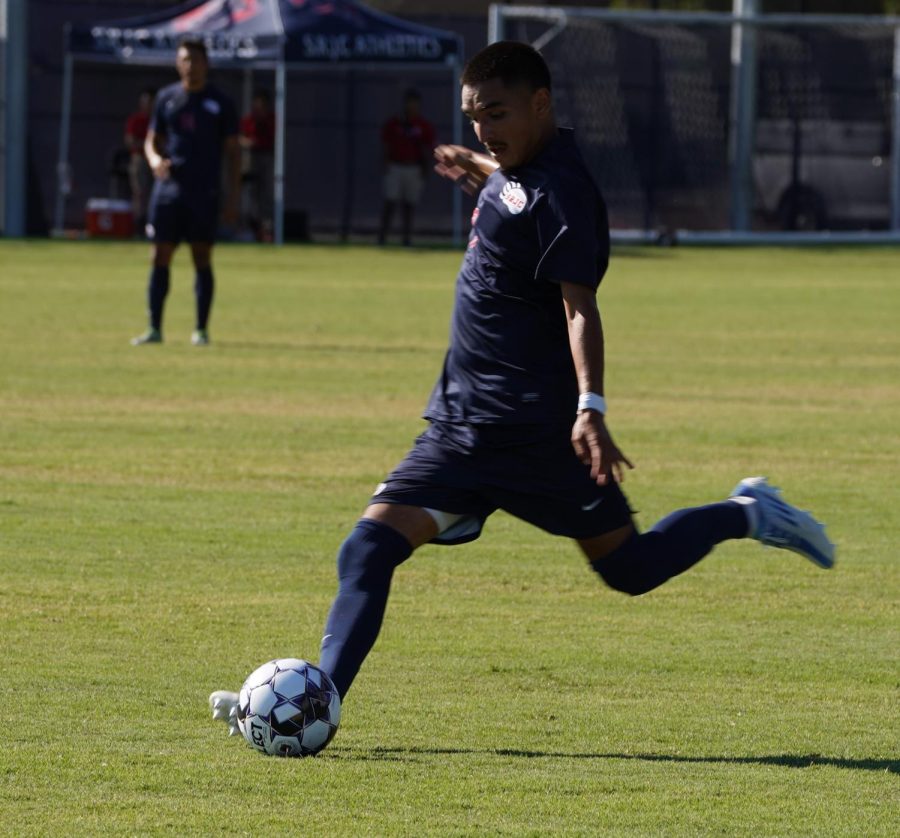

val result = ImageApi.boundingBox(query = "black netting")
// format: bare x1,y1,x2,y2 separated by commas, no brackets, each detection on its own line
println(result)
504,16,895,232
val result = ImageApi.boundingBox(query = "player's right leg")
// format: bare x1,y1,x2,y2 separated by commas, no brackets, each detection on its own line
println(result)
210,503,442,734
317,504,436,699
318,422,491,700
210,505,436,734
132,239,176,345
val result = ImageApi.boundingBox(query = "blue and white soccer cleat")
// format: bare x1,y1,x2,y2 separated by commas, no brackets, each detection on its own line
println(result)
209,690,240,736
731,476,835,569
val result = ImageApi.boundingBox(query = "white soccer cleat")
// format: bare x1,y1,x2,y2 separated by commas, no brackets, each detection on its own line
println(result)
730,476,835,569
209,690,241,737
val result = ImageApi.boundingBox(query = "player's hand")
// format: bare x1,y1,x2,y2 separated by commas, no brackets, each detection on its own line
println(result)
152,157,172,180
433,144,497,195
571,411,634,486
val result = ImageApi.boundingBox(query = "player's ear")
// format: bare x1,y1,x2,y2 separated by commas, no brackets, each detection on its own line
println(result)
532,87,551,118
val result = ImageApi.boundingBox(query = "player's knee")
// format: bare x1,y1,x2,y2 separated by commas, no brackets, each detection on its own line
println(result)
152,244,174,267
335,520,411,592
588,534,654,597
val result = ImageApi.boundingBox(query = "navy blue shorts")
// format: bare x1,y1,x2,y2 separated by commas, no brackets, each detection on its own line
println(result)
147,184,218,244
372,421,634,545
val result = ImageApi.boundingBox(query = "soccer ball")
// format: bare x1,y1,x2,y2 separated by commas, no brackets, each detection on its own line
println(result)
237,658,341,757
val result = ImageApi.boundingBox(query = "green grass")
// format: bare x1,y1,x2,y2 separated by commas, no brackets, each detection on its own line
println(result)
0,240,897,835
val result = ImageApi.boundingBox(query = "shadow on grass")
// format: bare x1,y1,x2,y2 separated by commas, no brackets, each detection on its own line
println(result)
220,341,429,354
330,746,897,774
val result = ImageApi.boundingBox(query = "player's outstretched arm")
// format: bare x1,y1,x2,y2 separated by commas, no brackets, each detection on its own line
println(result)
433,144,498,195
561,281,634,486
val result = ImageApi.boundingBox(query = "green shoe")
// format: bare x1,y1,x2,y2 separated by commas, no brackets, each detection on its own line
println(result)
191,329,210,346
131,328,162,346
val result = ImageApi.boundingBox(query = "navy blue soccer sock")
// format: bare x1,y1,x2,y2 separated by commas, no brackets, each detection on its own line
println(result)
319,519,413,698
148,266,170,331
194,267,214,331
591,501,749,596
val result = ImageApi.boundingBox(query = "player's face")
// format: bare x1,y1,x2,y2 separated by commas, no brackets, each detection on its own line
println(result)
461,78,552,170
176,46,208,91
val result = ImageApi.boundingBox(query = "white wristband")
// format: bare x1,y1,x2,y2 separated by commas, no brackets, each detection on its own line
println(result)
577,392,607,415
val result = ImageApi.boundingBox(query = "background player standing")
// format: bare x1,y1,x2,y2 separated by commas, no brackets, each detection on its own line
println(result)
377,89,436,247
211,42,834,731
131,38,240,347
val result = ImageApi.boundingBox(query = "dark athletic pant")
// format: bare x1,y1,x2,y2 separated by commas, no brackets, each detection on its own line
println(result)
319,501,747,698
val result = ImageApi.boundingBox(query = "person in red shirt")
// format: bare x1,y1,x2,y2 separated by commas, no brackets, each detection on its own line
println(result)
239,90,275,240
124,88,155,229
378,89,436,246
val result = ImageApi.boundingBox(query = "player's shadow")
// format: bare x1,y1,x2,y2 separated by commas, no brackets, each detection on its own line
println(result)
220,341,429,354
330,746,898,774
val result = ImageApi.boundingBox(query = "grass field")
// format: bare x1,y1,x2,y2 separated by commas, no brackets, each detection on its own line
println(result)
0,240,897,835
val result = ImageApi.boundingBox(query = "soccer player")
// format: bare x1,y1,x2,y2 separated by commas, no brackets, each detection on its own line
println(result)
131,38,240,347
211,42,834,733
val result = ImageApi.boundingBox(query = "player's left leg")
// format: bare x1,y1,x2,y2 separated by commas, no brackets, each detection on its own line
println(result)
580,500,751,596
487,426,833,597
189,241,214,345
582,481,834,596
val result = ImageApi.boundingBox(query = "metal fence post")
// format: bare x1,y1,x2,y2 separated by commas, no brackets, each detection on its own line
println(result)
729,0,758,232
891,27,900,231
4,0,27,236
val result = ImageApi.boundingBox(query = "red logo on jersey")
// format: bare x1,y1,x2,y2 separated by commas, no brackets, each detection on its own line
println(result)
500,181,527,215
470,207,480,226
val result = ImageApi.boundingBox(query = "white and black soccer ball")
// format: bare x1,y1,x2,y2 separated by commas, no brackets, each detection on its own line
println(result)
237,658,341,757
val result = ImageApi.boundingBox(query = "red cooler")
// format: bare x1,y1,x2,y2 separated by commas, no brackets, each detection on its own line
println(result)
85,198,134,238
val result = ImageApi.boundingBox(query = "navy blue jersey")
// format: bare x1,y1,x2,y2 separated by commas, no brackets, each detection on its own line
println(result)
150,82,238,200
425,128,610,426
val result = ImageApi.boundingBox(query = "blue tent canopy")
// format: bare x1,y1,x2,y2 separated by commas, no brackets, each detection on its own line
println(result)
67,0,462,66
57,0,465,241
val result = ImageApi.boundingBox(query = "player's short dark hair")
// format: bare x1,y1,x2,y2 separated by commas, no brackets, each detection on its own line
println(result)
461,41,552,92
404,88,421,102
177,37,208,60
253,88,272,103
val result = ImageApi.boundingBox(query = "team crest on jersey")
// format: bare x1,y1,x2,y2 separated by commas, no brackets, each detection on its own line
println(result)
203,98,221,115
500,181,527,215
